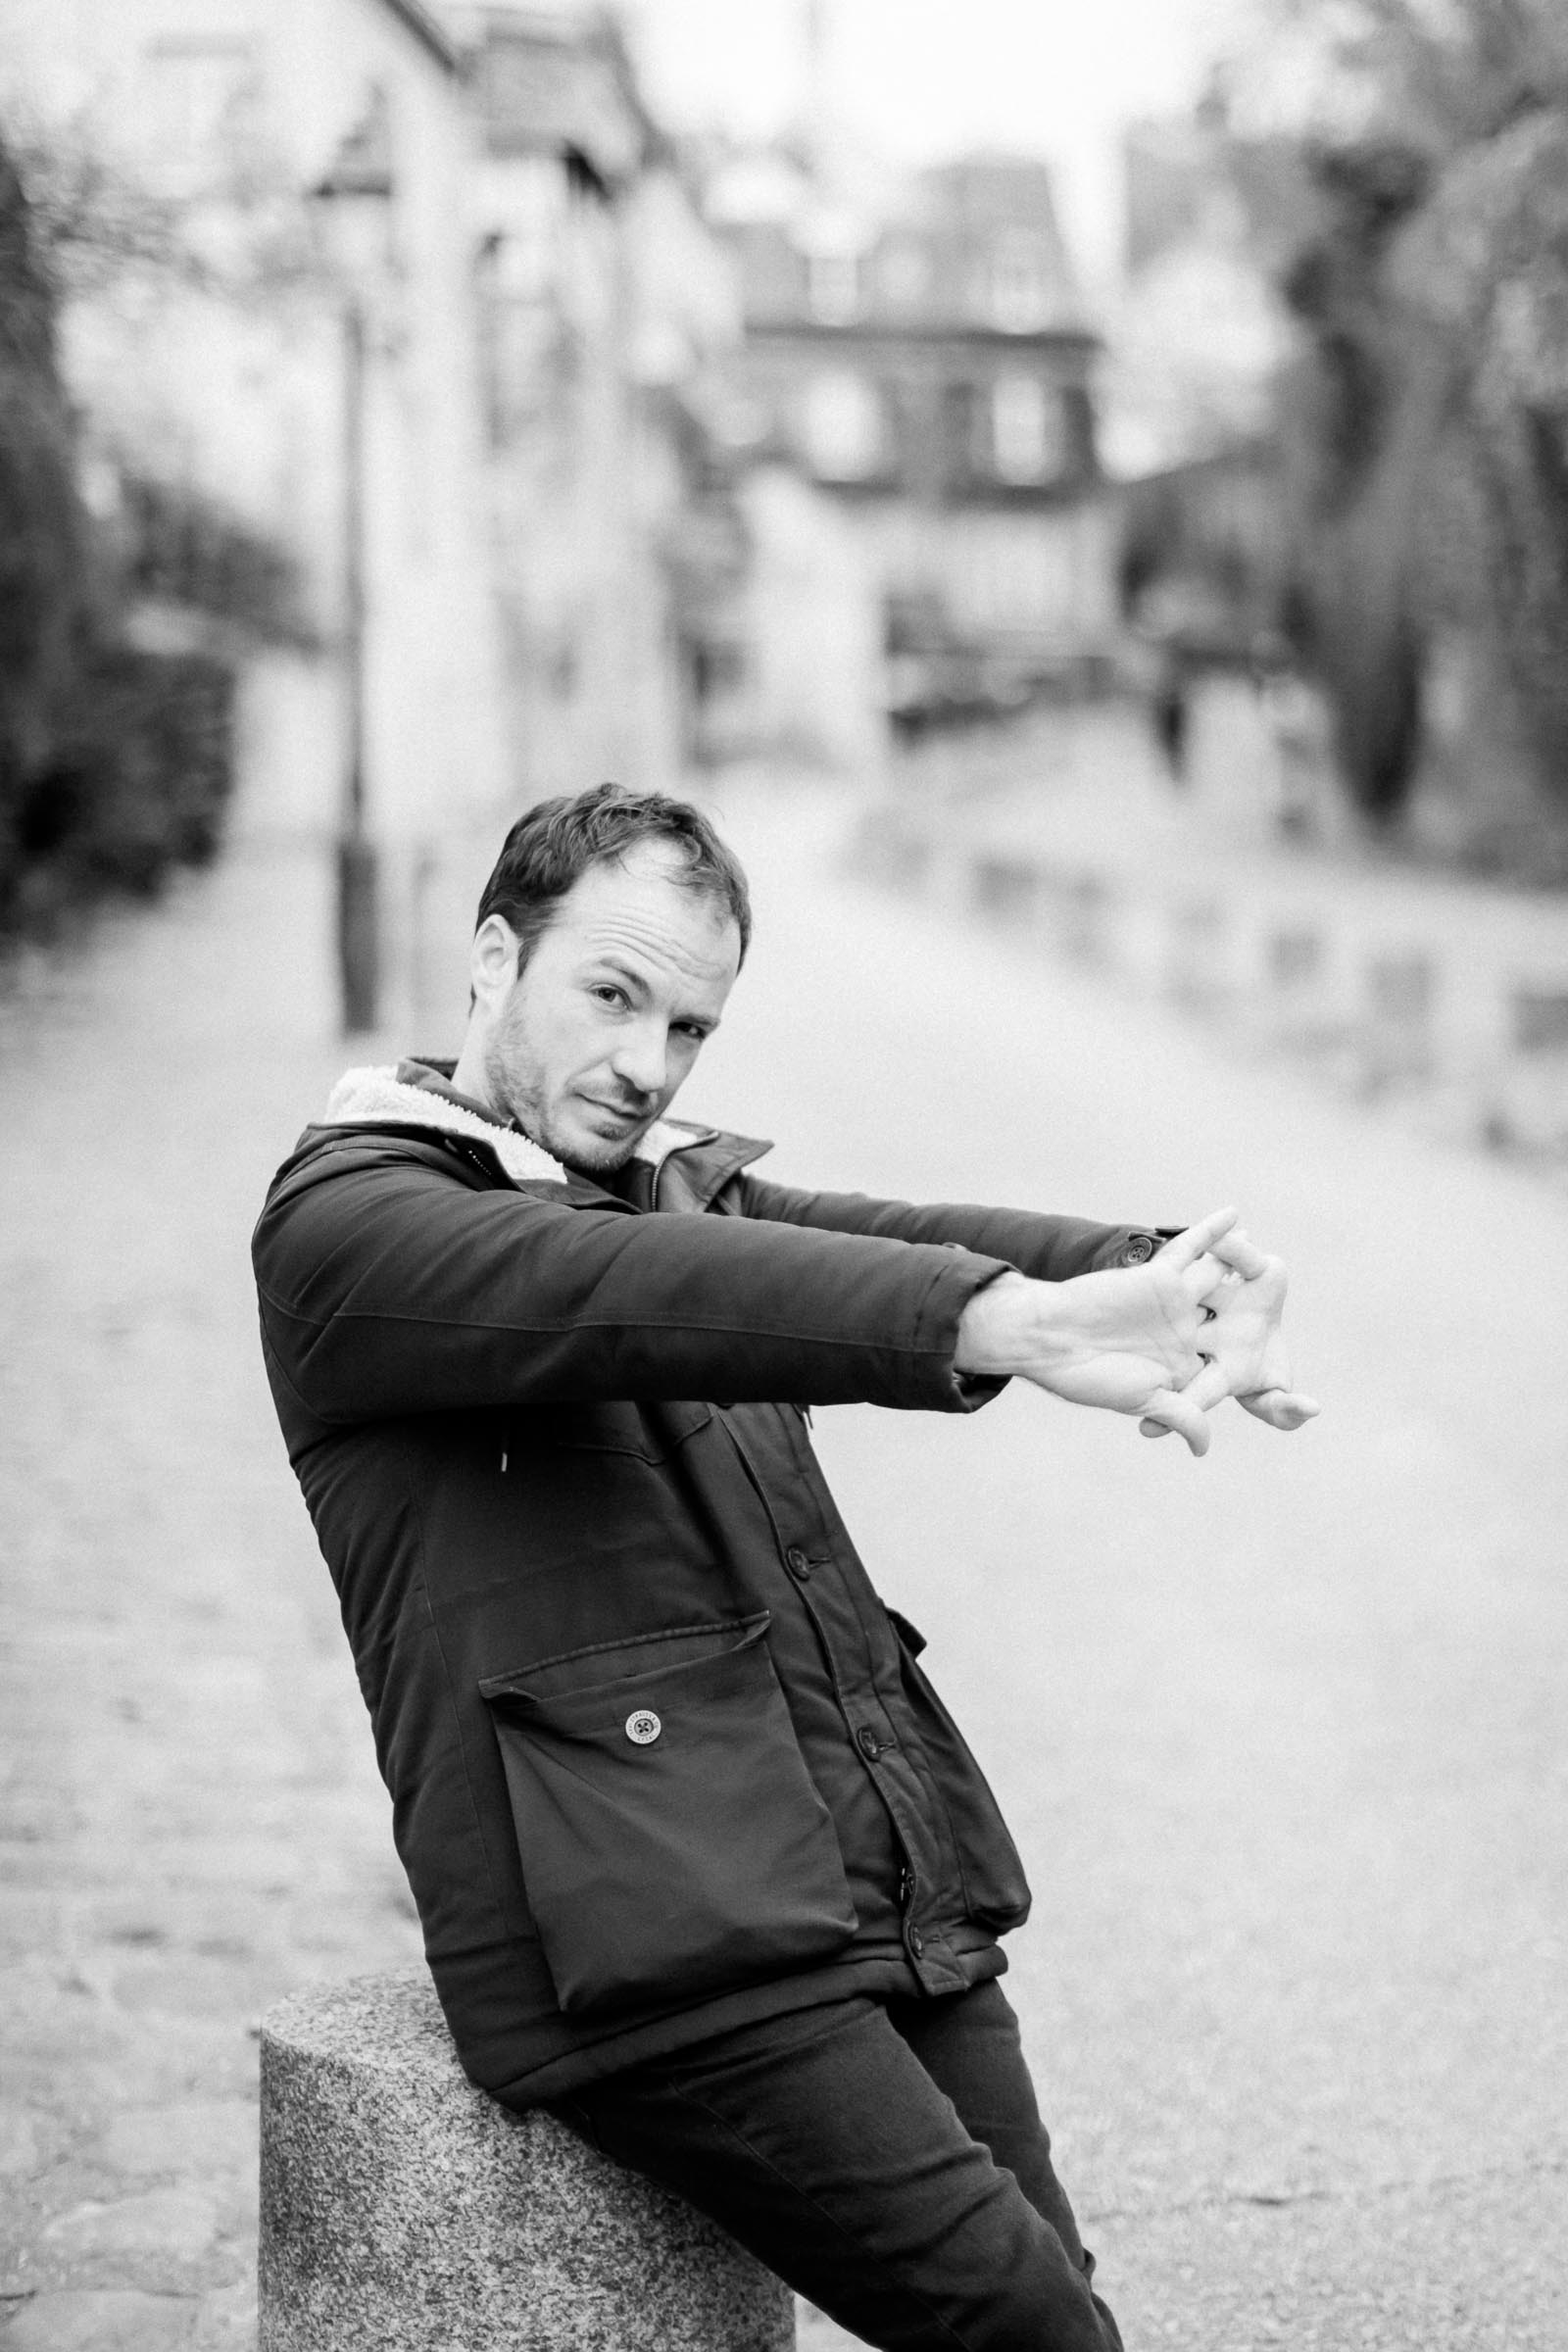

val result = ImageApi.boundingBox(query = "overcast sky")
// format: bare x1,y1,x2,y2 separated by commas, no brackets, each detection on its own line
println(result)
623,0,1256,290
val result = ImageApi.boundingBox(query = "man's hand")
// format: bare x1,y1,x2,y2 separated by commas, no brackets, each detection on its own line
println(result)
955,1207,1250,1456
955,1209,1320,1456
1137,1224,1320,1443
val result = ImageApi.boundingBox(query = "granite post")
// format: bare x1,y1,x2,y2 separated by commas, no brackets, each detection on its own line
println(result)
258,1971,796,2352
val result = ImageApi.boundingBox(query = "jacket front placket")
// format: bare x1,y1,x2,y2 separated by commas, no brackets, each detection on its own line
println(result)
634,1136,977,1997
717,1392,975,1999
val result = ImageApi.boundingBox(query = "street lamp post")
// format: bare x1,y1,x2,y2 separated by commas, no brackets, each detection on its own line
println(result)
309,99,395,1037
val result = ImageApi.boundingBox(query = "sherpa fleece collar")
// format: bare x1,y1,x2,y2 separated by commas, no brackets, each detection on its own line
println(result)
322,1064,707,1190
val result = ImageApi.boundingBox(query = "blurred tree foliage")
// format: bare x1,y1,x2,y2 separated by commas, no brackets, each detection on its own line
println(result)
0,123,305,938
1257,0,1568,822
118,470,310,648
0,136,93,877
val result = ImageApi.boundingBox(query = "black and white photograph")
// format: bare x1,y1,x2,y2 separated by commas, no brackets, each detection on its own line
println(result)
1,2,1564,2347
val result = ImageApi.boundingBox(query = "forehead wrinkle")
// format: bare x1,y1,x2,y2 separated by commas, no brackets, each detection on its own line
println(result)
571,904,737,991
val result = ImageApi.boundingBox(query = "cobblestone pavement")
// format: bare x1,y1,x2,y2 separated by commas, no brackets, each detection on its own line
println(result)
4,792,1567,2351
0,844,424,2351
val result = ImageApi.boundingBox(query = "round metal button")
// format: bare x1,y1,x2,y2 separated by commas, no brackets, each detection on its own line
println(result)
907,1927,925,1959
785,1546,811,1579
856,1726,882,1760
624,1709,662,1745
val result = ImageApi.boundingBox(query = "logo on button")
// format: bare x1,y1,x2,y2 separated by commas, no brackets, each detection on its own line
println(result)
625,1709,662,1745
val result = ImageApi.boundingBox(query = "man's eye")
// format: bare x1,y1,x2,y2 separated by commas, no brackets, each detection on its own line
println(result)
590,985,627,1008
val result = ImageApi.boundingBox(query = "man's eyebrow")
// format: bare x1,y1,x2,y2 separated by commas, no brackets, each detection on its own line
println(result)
581,953,650,995
578,949,723,1026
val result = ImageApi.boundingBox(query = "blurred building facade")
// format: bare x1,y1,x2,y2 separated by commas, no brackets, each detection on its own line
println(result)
704,145,1120,769
0,0,742,1028
0,0,510,871
455,4,742,800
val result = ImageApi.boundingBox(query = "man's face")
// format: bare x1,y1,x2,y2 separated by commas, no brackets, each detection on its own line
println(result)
475,842,742,1173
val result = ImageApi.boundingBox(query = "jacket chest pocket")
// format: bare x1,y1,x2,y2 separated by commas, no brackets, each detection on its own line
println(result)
533,1398,712,1465
479,1614,858,2018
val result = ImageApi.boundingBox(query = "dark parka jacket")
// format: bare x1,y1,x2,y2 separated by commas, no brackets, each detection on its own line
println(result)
252,1061,1166,2109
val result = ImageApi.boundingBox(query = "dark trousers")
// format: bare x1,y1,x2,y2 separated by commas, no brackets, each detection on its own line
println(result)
549,1981,1124,2352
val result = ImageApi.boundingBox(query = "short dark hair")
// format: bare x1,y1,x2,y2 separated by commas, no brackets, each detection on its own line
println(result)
474,782,752,968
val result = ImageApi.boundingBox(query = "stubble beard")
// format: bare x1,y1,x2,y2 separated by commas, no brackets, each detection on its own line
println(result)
553,1123,644,1176
481,1030,646,1176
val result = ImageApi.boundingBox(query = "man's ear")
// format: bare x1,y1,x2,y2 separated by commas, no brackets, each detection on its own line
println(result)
469,915,520,1014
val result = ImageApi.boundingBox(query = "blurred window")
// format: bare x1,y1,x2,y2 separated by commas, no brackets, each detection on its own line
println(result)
807,251,861,325
990,377,1065,484
987,232,1052,332
476,213,559,449
878,237,929,313
804,371,881,478
482,189,555,302
943,380,984,484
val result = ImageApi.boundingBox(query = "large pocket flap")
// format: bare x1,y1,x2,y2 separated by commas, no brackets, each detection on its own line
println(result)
480,1616,857,2017
480,1611,768,1708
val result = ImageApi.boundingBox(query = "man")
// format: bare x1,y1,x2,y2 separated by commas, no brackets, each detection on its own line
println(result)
253,783,1316,2351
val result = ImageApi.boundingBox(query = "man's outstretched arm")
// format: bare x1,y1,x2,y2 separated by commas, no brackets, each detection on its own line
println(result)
253,1145,1290,1441
736,1173,1170,1282
955,1209,1320,1456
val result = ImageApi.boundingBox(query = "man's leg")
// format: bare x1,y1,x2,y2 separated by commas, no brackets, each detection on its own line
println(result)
549,1985,1121,2352
883,1982,1122,2349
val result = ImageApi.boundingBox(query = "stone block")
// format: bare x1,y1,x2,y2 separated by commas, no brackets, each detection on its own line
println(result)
258,1971,795,2352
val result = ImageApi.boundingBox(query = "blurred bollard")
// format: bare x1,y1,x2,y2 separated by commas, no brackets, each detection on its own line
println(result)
970,854,1038,923
1512,985,1568,1055
1267,927,1322,994
1257,921,1355,1059
1115,894,1171,995
1058,871,1113,965
962,852,1117,968
1361,952,1436,1093
861,772,1568,1170
1165,899,1229,1010
1486,983,1568,1151
855,812,931,896
259,1973,795,2352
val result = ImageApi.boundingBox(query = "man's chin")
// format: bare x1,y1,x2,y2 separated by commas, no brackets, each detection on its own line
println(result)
511,1097,656,1174
554,1116,651,1175
561,1137,640,1175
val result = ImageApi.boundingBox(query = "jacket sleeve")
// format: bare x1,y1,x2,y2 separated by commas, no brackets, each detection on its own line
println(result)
253,1149,1016,1427
734,1173,1170,1282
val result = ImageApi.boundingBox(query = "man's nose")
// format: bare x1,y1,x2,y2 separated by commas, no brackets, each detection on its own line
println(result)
610,1020,667,1100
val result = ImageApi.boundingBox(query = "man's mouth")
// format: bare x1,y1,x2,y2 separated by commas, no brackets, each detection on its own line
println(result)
579,1098,649,1129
